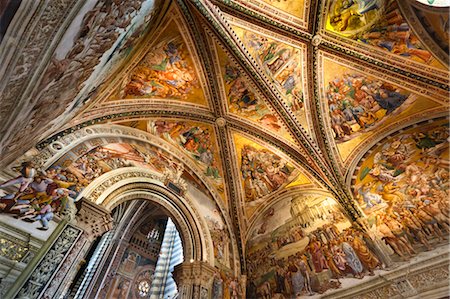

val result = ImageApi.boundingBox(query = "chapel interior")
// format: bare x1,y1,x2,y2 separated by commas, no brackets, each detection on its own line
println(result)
0,0,449,298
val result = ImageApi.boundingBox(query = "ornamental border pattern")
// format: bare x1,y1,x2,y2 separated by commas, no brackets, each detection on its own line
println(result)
15,225,82,299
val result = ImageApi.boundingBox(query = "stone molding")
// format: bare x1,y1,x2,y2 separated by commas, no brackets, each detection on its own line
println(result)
13,225,82,299
74,199,113,241
173,261,216,299
321,249,450,299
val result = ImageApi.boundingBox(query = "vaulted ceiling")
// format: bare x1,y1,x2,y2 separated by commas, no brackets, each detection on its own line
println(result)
0,0,448,271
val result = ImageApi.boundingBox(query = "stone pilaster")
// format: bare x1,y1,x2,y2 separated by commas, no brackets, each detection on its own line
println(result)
45,199,114,298
6,223,82,299
173,261,216,299
74,198,114,241
5,199,113,299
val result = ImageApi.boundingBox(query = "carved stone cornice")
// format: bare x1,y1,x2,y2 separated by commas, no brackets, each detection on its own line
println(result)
75,199,113,240
67,102,215,128
173,261,216,286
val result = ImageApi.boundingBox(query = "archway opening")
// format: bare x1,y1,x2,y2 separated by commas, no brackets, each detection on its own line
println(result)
69,200,185,299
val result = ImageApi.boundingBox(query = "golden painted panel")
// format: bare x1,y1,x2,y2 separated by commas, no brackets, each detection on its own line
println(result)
115,119,227,202
326,0,445,69
146,120,225,192
216,43,296,143
353,119,449,256
108,20,207,106
320,56,443,163
233,134,308,218
258,0,305,19
232,26,309,131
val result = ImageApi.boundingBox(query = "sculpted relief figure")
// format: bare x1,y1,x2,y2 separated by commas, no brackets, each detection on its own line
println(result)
11,0,146,157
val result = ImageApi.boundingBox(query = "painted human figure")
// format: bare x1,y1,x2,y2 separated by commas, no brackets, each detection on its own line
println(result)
275,265,286,294
0,162,36,198
229,278,240,299
307,235,328,273
331,241,348,275
341,238,364,278
290,263,304,297
350,233,380,275
385,214,416,254
414,203,446,241
422,199,450,232
27,201,53,230
357,182,382,209
400,210,432,251
212,273,223,299
298,257,313,295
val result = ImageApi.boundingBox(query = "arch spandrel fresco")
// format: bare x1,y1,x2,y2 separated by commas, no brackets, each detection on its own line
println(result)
104,19,208,107
113,119,227,204
0,141,234,268
186,181,232,268
325,0,446,70
230,24,310,133
233,133,313,218
214,41,297,145
352,118,449,257
319,53,445,164
245,192,386,298
0,143,177,234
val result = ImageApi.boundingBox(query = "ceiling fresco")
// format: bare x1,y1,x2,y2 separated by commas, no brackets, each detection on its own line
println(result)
56,143,174,183
233,133,313,219
114,119,227,202
325,0,445,69
318,52,446,165
0,142,186,230
104,19,208,107
0,0,169,165
214,40,297,144
245,193,363,297
0,0,449,296
352,117,449,253
231,24,310,132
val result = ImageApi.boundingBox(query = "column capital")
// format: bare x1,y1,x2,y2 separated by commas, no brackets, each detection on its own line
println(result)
173,261,216,286
75,198,113,240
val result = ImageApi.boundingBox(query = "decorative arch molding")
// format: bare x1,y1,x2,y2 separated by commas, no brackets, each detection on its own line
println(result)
79,167,210,264
78,167,240,273
344,114,449,186
107,185,210,265
244,188,338,244
22,123,228,218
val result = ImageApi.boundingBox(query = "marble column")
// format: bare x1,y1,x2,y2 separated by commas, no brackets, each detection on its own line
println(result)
6,199,112,299
173,261,216,299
